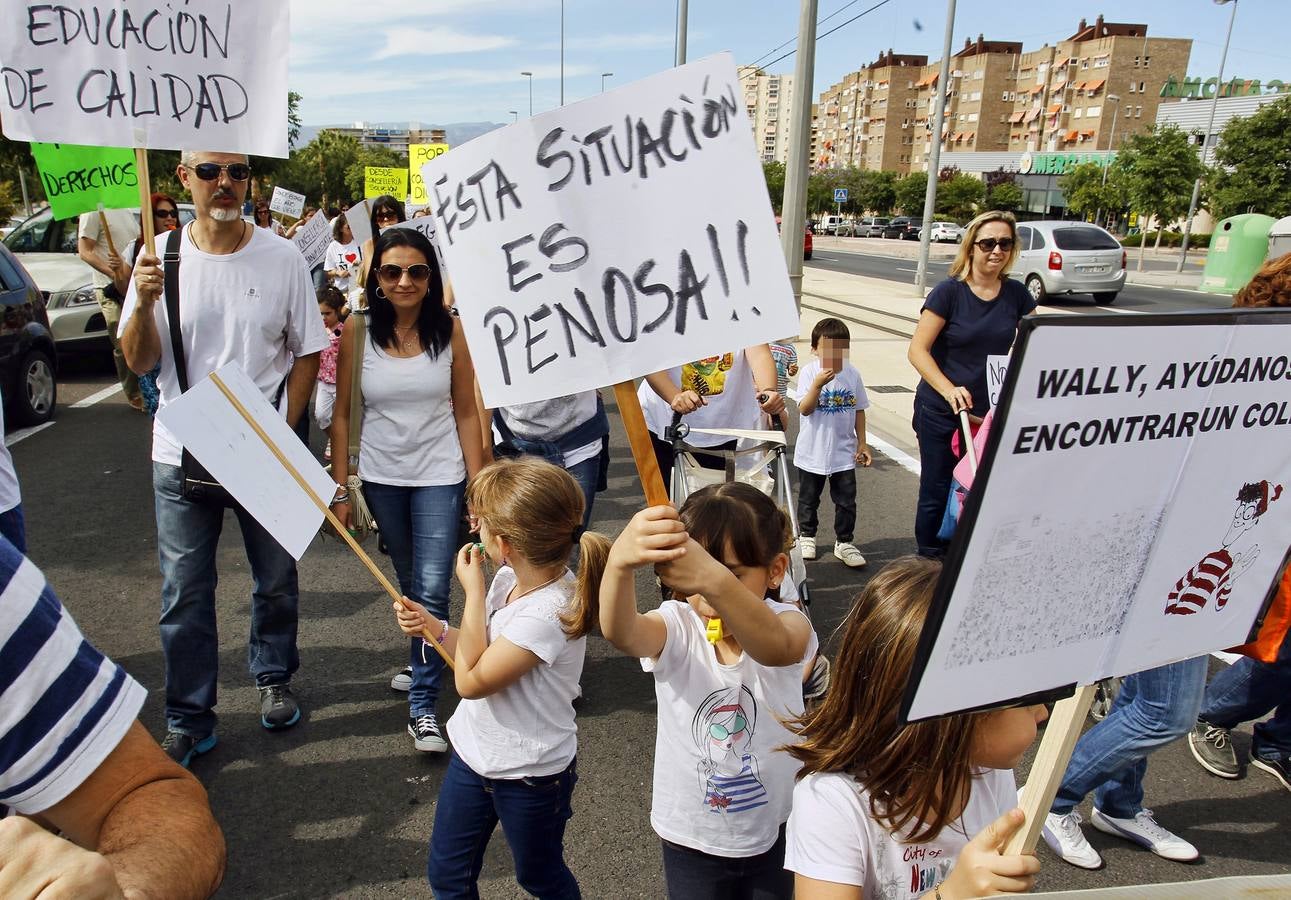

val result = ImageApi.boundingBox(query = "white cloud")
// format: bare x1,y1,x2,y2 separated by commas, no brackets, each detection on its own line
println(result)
292,63,595,100
549,32,676,52
373,27,517,60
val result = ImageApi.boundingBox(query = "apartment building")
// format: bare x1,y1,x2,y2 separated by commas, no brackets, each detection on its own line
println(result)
740,66,799,165
327,122,448,154
815,51,929,173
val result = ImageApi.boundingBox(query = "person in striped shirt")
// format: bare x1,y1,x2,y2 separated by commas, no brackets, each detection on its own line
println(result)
0,536,224,898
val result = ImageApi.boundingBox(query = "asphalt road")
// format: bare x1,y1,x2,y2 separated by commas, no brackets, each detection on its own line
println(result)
10,354,1290,899
806,245,1233,314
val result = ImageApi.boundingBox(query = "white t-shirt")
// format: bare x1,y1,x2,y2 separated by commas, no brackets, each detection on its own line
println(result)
0,403,19,513
494,391,601,468
639,350,762,449
78,209,140,287
785,768,1017,898
642,598,818,857
446,566,585,779
791,360,871,476
357,337,465,487
324,240,362,293
119,224,330,466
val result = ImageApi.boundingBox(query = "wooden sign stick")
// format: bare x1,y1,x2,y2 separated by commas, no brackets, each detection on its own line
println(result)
135,148,156,257
96,203,119,259
959,409,978,476
1004,683,1097,855
612,381,669,506
208,372,455,669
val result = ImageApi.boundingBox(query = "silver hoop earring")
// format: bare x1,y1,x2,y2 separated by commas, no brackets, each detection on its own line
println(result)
374,286,387,301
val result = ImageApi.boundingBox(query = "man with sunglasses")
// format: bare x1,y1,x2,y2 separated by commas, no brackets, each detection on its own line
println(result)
119,151,329,768
78,207,144,410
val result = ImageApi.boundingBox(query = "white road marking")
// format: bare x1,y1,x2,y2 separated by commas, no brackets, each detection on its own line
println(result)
70,384,123,408
5,423,54,447
869,433,920,476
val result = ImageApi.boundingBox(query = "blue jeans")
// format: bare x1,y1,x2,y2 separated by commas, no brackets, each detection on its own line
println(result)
912,396,959,558
0,504,26,555
1051,656,1208,818
566,456,599,530
427,751,579,899
1200,633,1291,760
660,824,793,900
362,479,464,716
153,462,299,738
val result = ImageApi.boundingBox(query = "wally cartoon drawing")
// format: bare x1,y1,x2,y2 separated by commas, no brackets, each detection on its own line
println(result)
692,686,768,815
1166,480,1284,616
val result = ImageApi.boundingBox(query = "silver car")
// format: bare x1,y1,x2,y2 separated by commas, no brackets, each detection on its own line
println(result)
1012,221,1126,305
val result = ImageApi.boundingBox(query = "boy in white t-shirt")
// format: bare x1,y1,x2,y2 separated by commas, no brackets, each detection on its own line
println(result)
791,318,871,568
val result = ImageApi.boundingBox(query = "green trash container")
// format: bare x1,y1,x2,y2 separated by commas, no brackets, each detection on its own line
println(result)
1201,214,1275,294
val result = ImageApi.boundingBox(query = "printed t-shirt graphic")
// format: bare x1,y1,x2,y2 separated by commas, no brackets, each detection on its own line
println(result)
682,354,735,397
694,685,768,814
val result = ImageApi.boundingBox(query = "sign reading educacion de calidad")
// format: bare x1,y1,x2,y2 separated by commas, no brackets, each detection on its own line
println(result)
419,53,799,408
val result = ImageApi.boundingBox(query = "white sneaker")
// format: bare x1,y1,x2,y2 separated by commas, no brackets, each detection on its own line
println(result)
390,666,412,692
799,536,817,560
1091,808,1198,862
1042,810,1103,870
834,542,867,568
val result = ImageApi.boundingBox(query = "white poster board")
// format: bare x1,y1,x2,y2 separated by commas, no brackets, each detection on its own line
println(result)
291,209,332,269
345,203,373,248
156,363,335,560
903,312,1291,722
986,354,1009,409
270,186,305,219
419,53,797,407
0,0,291,157
383,217,449,281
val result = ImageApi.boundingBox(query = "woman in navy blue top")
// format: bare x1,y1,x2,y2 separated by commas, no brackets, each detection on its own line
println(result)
907,211,1035,557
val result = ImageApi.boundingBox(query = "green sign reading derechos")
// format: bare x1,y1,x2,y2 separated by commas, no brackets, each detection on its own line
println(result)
30,142,139,221
1019,151,1115,177
1160,76,1289,100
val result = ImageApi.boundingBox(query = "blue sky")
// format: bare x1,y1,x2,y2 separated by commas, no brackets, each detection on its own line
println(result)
289,0,1291,127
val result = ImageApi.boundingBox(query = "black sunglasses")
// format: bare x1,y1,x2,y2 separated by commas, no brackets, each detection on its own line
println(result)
189,162,251,182
153,208,179,219
374,208,400,221
376,263,432,283
974,237,1015,252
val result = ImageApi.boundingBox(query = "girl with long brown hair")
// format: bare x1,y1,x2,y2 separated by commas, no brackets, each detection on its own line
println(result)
785,556,1046,899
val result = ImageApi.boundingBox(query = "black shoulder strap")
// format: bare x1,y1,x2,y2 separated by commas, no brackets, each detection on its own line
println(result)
163,226,188,393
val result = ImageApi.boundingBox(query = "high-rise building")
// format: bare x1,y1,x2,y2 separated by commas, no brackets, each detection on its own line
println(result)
910,36,1023,171
740,66,799,165
325,122,448,155
815,51,929,173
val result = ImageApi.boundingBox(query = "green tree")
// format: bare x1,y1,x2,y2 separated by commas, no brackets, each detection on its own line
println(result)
893,172,928,215
936,173,985,220
986,180,1023,212
344,145,407,200
1059,161,1125,223
762,161,785,213
0,181,20,223
1208,94,1291,219
855,170,897,215
1112,125,1203,268
288,92,303,150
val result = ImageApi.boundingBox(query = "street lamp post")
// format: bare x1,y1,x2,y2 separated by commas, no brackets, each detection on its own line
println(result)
779,0,818,313
914,0,958,297
560,0,565,107
676,0,688,66
1176,0,1237,272
601,72,614,93
1096,94,1121,228
520,71,533,116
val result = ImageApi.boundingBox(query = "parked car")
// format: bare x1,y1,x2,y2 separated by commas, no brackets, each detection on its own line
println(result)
821,214,845,235
1011,221,1126,305
882,217,923,240
775,216,813,260
862,217,890,238
927,222,965,243
0,243,57,425
3,204,196,354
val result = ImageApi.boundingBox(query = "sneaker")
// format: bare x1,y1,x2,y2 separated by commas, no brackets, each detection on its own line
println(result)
161,731,217,769
1251,754,1291,792
1188,720,1239,779
803,655,831,703
408,713,448,753
799,536,817,560
1091,808,1198,862
390,665,413,692
259,683,302,730
1042,810,1103,870
834,542,868,568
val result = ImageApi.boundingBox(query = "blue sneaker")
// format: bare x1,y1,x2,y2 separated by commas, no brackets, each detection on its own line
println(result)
259,683,302,730
161,731,218,768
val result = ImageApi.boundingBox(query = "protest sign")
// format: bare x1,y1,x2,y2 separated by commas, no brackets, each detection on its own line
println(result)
0,0,290,157
269,186,305,219
364,166,408,199
291,209,331,269
986,354,1009,409
902,310,1291,724
156,363,336,560
345,203,372,247
408,142,449,205
419,53,797,408
29,142,137,220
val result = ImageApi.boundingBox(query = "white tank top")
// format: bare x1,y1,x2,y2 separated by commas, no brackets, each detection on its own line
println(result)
357,336,466,486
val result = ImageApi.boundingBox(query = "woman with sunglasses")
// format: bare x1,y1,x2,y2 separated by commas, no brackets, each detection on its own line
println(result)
354,195,406,300
330,227,487,753
253,199,285,236
907,210,1035,558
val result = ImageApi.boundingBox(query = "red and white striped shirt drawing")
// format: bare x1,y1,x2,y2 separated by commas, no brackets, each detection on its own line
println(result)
1166,549,1234,616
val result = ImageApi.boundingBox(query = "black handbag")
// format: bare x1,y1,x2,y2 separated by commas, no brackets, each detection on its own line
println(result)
163,226,236,507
